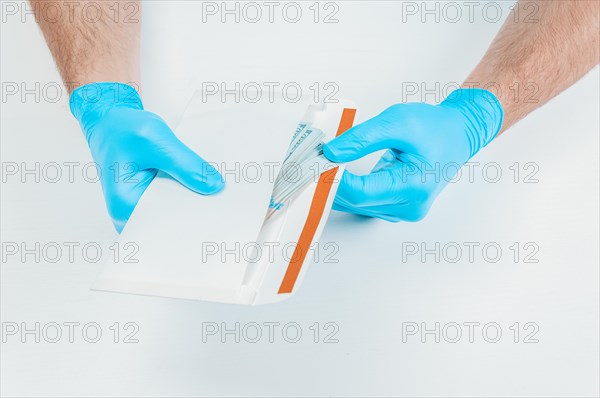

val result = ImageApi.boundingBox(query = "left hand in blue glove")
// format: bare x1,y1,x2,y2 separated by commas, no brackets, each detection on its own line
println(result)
322,88,504,222
70,82,224,232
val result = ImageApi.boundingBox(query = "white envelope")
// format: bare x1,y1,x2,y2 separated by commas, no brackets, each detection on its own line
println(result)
92,94,357,305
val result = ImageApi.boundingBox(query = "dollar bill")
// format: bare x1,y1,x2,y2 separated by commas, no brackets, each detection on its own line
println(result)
267,122,336,219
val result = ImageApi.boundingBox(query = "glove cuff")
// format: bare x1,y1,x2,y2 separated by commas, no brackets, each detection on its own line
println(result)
69,83,144,139
440,88,504,158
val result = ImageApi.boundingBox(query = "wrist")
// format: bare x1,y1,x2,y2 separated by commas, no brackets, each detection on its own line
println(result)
69,82,143,138
440,88,504,158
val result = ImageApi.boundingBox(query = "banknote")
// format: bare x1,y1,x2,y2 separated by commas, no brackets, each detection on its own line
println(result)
267,122,337,219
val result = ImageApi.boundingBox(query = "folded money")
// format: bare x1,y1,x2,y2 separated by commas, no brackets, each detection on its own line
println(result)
267,123,335,219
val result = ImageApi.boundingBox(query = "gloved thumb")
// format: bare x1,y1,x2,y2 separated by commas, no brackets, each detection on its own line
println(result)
322,117,392,163
157,136,224,195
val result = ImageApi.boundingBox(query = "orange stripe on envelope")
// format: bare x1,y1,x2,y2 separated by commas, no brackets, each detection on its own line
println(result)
278,108,357,294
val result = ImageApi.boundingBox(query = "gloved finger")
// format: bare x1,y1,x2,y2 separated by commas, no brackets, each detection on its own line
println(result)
322,114,400,163
332,201,384,218
334,167,408,208
371,149,398,173
103,168,158,233
332,201,403,222
154,136,224,195
334,197,429,223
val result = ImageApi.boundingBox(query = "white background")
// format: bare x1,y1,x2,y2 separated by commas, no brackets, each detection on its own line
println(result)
1,1,599,396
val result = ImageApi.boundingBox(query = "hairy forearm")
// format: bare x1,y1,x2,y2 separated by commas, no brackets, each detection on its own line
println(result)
464,0,599,132
30,0,141,93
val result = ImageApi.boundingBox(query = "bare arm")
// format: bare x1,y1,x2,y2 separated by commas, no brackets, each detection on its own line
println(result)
30,0,141,93
465,0,599,132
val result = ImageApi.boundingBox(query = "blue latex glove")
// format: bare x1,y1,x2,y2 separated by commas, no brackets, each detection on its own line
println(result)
322,88,503,222
70,82,224,232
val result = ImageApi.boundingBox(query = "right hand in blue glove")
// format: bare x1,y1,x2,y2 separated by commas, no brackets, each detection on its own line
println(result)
322,88,503,222
70,82,224,232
